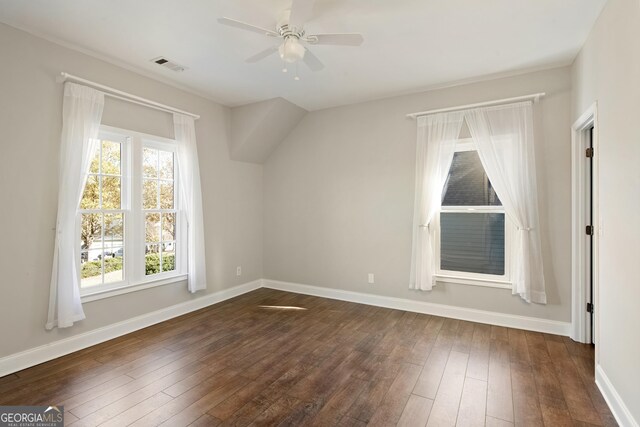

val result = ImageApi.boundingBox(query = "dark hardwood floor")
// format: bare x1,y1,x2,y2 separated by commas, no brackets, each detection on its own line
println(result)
0,289,616,426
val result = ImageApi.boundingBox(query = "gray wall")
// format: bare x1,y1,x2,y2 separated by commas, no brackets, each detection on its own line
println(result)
264,66,573,322
572,0,640,421
0,23,263,357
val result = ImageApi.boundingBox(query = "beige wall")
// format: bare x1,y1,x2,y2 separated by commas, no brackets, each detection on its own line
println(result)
264,66,573,322
0,23,263,357
572,0,640,421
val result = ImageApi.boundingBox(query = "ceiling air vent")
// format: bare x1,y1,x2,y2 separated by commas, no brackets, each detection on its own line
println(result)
151,57,187,72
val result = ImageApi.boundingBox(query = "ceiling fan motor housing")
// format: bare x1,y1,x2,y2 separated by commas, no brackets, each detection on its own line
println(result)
279,36,306,62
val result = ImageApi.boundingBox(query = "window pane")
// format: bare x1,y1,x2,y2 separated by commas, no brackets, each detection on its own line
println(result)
89,149,100,174
145,243,160,276
80,175,100,209
81,213,102,252
102,176,121,209
143,147,158,178
162,243,176,273
159,151,174,179
162,213,176,241
104,214,124,249
104,248,123,284
101,140,121,175
81,255,102,288
143,179,158,209
145,213,160,242
442,151,501,206
160,181,174,209
440,212,505,275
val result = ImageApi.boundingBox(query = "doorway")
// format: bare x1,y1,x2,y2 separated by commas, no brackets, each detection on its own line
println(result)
586,125,594,344
571,103,599,352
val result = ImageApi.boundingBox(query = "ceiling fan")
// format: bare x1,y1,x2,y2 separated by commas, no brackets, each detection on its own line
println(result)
218,0,364,80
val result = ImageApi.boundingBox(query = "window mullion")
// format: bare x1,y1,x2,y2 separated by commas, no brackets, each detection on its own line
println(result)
130,135,142,284
100,213,105,284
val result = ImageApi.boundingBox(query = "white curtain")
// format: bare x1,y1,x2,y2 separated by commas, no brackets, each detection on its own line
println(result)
410,112,465,290
173,114,207,293
465,102,546,303
46,83,105,329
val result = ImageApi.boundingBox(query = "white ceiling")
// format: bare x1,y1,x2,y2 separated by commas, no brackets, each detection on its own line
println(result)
0,0,606,110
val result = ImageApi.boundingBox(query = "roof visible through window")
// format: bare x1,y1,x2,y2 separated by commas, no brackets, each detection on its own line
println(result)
442,150,501,206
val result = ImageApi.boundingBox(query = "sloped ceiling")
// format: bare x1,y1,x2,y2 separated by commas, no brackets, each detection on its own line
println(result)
230,98,307,164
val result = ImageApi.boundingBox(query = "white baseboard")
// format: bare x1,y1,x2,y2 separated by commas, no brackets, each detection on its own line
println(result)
0,277,573,378
596,365,638,427
0,279,262,378
262,279,571,336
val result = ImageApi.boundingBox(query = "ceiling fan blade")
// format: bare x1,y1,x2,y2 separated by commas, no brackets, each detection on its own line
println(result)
217,17,278,37
289,0,315,29
305,33,364,46
246,46,280,63
302,47,324,71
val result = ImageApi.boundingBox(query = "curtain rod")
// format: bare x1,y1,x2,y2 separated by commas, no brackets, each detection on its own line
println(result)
406,92,546,119
57,72,200,120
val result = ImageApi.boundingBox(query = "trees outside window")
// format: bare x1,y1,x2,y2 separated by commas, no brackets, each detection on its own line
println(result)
78,128,183,293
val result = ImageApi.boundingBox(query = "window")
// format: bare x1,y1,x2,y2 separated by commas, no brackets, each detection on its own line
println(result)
79,126,185,298
143,146,177,276
435,139,512,287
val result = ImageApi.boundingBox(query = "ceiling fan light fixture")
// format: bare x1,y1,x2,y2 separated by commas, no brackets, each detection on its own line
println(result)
279,37,305,63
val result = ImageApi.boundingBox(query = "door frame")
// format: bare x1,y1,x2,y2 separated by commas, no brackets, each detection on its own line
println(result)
571,102,599,353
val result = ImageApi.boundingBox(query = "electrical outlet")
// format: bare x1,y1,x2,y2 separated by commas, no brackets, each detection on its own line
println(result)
368,273,374,284
236,266,242,276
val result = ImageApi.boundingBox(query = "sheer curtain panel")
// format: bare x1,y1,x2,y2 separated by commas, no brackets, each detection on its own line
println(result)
46,83,105,329
410,112,465,290
465,102,546,303
173,114,207,293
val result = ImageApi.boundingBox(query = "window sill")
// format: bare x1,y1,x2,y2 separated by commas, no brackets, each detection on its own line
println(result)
435,274,512,290
81,274,188,302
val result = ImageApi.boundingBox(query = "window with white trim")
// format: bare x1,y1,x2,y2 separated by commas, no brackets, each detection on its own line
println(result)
435,139,513,288
79,126,185,296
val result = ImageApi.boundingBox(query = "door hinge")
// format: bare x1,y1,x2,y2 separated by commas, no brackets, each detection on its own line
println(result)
586,225,594,235
587,302,594,313
586,147,594,158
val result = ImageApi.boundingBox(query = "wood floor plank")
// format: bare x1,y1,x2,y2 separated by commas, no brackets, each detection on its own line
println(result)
413,347,451,399
397,394,433,427
466,324,491,382
71,364,228,426
546,340,603,425
456,377,487,427
158,374,251,426
69,360,207,419
99,391,173,427
451,321,476,354
367,362,422,426
538,394,574,426
485,415,514,426
248,394,301,426
335,415,367,427
344,377,395,423
189,414,222,426
426,350,469,426
0,289,616,427
508,328,531,364
486,348,513,422
511,361,544,426
306,377,368,426
207,378,274,421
